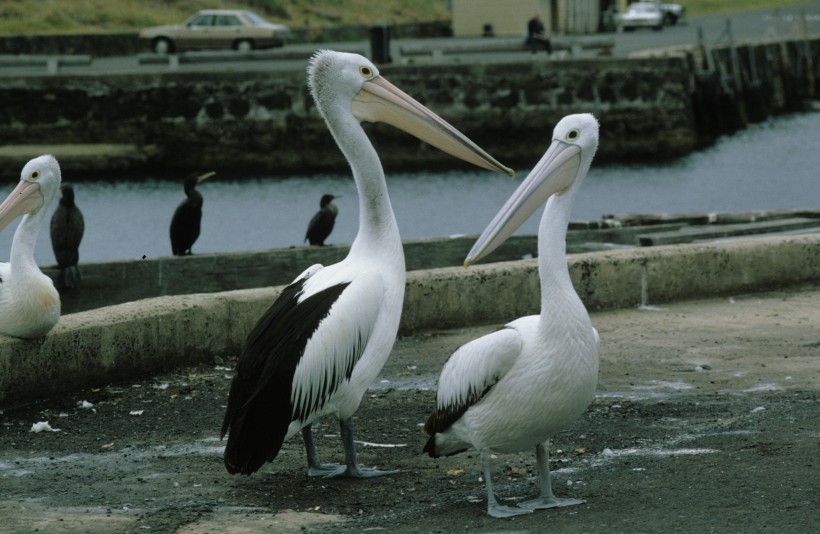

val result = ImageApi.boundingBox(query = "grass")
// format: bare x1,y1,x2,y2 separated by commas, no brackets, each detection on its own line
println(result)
0,0,811,35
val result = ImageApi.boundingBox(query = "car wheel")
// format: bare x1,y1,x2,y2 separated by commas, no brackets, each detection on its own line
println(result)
664,13,678,26
152,37,174,55
235,40,254,53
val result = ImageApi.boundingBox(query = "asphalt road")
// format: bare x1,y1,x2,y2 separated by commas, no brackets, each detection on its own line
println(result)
2,2,819,78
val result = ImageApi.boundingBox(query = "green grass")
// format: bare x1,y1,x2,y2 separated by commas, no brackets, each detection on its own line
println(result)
0,0,811,35
682,0,814,17
0,0,448,35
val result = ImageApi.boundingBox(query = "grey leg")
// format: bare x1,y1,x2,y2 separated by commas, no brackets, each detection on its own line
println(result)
520,440,585,509
303,425,343,477
481,451,532,518
318,418,399,479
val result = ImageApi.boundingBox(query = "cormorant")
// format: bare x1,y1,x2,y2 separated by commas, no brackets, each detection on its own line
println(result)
50,183,85,289
305,194,338,246
170,171,214,255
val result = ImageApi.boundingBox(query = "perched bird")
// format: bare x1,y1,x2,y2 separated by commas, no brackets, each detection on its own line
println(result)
423,114,600,517
49,183,85,289
169,171,214,255
305,194,339,246
0,155,62,338
221,50,512,479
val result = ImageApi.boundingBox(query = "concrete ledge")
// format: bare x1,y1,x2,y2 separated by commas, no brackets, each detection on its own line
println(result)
0,144,159,177
135,44,369,65
1,233,818,406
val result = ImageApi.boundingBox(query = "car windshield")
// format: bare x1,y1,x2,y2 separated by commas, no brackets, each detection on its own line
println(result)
242,11,268,26
631,4,656,13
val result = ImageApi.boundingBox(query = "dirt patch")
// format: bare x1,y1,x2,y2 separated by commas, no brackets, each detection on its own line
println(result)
1,286,818,533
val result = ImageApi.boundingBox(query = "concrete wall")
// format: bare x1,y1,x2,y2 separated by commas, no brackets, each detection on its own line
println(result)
2,233,818,406
45,235,541,315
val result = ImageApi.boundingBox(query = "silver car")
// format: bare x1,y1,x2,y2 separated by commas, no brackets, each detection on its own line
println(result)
615,2,665,31
140,10,291,54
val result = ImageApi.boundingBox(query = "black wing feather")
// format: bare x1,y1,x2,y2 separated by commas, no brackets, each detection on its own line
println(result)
221,276,350,475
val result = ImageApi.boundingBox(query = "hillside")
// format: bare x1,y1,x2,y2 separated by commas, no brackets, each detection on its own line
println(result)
0,0,806,35
0,0,447,35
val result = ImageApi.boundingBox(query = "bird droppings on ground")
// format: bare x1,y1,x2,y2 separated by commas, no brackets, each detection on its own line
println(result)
1,286,818,532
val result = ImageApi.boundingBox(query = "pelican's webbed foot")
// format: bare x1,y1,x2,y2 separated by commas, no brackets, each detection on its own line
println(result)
488,501,533,518
317,464,399,479
518,496,585,510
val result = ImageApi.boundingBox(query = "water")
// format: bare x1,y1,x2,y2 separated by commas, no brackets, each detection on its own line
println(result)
3,112,819,264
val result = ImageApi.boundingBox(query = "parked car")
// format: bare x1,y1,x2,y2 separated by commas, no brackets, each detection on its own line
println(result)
140,10,291,54
615,2,664,31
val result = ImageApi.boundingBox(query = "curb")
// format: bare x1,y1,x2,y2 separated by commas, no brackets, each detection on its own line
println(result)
1,233,818,406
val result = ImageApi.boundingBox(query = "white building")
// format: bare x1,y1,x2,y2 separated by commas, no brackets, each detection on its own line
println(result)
451,0,609,37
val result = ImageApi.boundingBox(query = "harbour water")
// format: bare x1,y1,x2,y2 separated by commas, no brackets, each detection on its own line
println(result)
2,112,819,265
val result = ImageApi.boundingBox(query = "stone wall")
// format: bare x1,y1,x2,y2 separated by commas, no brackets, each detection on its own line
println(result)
0,56,698,175
0,37,817,176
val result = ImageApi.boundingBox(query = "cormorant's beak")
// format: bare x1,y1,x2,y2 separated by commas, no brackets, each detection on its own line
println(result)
0,180,44,233
351,75,514,176
464,139,581,266
197,172,215,183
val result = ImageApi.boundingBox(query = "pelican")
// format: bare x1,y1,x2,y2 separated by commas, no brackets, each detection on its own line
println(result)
221,50,512,478
169,171,214,256
50,183,85,289
305,194,339,246
423,114,600,517
0,155,62,338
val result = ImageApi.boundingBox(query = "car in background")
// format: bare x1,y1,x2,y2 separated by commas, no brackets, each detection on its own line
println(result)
615,2,664,31
140,10,291,54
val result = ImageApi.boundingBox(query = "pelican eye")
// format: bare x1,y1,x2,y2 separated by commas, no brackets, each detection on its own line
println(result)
566,129,580,141
359,65,374,79
30,171,40,180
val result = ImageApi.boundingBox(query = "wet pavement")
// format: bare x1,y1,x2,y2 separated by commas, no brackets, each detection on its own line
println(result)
1,285,818,533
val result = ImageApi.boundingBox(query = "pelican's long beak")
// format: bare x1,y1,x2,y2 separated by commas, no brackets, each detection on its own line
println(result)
464,139,581,266
352,75,514,176
0,180,44,233
197,171,215,183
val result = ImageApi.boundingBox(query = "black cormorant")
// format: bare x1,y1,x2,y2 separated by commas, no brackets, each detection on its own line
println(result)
304,194,338,246
170,171,214,255
49,182,85,289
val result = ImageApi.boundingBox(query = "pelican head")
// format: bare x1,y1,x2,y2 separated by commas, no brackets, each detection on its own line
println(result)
0,155,61,233
308,50,513,176
465,113,599,266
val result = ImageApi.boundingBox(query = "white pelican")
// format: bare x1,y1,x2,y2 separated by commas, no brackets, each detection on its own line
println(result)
170,171,214,256
221,50,513,478
305,194,339,246
423,114,600,517
0,155,62,338
50,183,85,289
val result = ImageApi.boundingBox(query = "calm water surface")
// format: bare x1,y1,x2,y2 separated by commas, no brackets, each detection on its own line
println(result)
3,112,819,264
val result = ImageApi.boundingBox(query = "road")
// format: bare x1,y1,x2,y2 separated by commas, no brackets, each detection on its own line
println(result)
2,2,819,78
